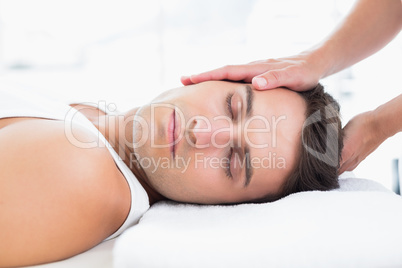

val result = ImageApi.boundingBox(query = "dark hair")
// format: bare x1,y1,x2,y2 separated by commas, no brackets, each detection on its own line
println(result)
254,83,343,203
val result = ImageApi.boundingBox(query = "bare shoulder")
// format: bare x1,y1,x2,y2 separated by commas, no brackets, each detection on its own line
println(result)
0,119,130,267
0,118,117,184
69,103,107,122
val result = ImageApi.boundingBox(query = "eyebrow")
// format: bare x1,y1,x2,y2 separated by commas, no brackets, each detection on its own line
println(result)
243,85,254,187
244,147,253,187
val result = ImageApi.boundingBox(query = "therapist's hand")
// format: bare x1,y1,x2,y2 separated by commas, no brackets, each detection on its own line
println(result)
181,53,325,91
339,111,385,174
340,94,402,174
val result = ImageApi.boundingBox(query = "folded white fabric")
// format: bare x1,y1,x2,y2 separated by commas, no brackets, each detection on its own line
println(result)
114,177,402,268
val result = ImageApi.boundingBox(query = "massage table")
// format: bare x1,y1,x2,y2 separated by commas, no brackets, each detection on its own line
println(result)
30,172,402,268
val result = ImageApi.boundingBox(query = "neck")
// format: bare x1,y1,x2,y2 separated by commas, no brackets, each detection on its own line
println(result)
96,108,166,205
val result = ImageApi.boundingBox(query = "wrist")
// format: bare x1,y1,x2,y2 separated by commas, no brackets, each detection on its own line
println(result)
302,45,334,80
370,109,393,143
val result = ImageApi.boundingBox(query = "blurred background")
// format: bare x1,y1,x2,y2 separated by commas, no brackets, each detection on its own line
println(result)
0,0,400,189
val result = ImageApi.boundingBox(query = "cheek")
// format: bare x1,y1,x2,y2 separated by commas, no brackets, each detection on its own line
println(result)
176,155,223,188
163,158,229,203
185,158,234,201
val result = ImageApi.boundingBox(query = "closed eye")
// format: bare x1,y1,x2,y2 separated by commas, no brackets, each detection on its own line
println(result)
226,93,234,119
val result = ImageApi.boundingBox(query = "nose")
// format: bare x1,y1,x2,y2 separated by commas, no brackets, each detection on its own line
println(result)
187,118,232,148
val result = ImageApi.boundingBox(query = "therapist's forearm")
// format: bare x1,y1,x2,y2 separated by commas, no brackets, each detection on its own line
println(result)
372,94,402,141
307,0,402,79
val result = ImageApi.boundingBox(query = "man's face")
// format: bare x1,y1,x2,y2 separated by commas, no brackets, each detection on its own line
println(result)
132,81,306,204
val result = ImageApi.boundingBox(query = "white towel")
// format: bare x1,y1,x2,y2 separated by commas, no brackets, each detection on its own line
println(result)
114,177,402,268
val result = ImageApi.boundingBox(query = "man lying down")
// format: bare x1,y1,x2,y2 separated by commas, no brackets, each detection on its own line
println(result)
0,81,343,267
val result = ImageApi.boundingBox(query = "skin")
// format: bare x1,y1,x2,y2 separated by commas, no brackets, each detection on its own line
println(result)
181,0,402,173
0,81,306,267
132,81,307,204
339,94,402,173
0,119,131,267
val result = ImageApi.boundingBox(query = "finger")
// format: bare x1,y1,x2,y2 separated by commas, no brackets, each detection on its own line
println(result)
185,63,277,86
343,159,360,173
339,143,354,166
339,156,360,174
249,58,282,64
181,75,194,85
338,160,353,174
252,76,269,90
190,65,258,84
338,160,350,174
252,68,292,90
338,165,346,175
339,148,352,167
185,66,238,85
254,66,320,91
339,147,353,173
338,166,345,175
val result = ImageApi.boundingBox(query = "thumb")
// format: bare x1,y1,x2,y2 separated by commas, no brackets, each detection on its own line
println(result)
252,69,288,90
